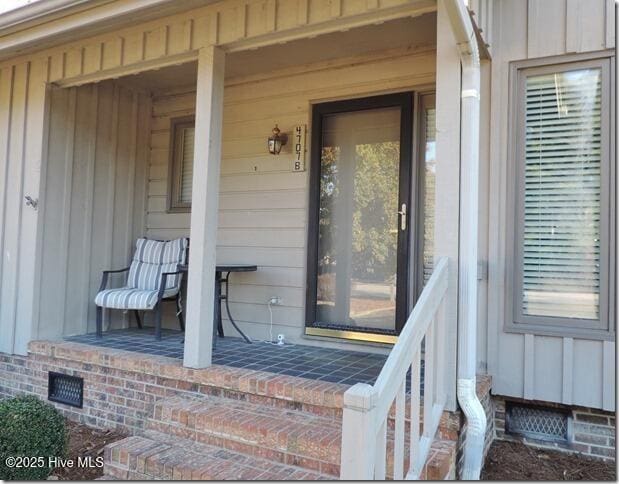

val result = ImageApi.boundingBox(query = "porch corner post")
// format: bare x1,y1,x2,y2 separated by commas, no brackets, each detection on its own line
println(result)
340,383,378,479
183,45,225,369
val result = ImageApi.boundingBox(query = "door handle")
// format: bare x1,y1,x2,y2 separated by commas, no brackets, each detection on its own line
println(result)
398,203,407,231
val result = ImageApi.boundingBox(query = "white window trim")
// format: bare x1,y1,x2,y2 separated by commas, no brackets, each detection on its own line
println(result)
505,51,616,340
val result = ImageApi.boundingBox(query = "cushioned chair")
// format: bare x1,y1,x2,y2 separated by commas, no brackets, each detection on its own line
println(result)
95,237,189,340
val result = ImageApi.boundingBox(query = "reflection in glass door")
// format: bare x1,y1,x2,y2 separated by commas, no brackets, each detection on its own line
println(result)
306,93,413,340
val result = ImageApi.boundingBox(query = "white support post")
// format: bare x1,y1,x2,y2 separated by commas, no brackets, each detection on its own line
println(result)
183,45,225,369
340,383,378,480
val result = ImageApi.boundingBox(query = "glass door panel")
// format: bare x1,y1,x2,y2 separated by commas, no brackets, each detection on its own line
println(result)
317,108,401,332
307,93,413,339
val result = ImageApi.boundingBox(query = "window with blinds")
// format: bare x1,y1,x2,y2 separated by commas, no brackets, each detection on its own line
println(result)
422,102,436,287
513,57,613,333
168,116,195,212
179,127,195,203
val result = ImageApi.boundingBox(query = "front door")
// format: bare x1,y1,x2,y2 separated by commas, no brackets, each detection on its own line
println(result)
305,93,413,342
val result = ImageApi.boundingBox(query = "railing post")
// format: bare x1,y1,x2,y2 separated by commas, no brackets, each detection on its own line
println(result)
435,298,447,406
340,383,378,480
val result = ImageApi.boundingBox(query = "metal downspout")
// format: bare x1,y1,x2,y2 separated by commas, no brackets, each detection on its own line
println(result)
443,0,487,479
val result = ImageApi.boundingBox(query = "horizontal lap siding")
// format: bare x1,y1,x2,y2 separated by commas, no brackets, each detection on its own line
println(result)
146,50,436,339
37,83,150,339
487,0,615,411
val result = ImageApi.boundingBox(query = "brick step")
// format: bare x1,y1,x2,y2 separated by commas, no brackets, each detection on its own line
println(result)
101,431,456,481
147,395,458,479
147,394,342,476
103,431,329,480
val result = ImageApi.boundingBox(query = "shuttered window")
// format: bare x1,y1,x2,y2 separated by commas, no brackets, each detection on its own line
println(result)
513,57,614,334
168,116,195,212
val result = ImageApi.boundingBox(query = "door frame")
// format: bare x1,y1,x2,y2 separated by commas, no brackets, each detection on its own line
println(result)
304,92,415,343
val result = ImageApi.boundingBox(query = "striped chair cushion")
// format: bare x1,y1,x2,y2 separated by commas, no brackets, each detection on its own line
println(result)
94,287,178,310
95,237,188,310
127,238,188,292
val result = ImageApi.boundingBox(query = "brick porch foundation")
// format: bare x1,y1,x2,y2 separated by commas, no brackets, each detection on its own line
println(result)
0,340,348,430
0,340,493,479
493,396,616,462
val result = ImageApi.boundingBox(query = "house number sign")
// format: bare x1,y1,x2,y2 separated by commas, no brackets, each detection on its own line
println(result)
292,124,306,172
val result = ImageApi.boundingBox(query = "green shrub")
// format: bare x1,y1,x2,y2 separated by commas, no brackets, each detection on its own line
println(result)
0,395,66,480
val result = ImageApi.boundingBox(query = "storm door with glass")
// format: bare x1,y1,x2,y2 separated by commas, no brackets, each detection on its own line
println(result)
305,93,413,341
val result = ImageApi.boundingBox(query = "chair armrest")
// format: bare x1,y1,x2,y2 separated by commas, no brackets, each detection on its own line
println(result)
99,267,130,292
157,270,185,301
103,267,131,275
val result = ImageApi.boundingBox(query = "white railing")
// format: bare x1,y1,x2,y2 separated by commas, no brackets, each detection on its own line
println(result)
340,257,449,480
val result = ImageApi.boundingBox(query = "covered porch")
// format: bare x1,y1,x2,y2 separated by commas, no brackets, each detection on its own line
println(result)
3,334,489,480
35,6,451,366
12,0,488,478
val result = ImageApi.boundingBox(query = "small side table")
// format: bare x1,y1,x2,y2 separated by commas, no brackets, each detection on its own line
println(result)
178,264,257,346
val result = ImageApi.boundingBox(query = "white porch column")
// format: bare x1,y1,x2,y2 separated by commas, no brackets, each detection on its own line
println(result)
183,45,225,368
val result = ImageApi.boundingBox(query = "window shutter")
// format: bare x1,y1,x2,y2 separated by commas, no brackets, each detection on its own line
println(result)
521,68,602,320
179,127,195,204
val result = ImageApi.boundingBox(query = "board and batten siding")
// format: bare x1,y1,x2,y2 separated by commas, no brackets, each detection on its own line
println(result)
486,0,615,411
37,82,150,339
146,49,436,341
0,59,49,355
0,0,435,84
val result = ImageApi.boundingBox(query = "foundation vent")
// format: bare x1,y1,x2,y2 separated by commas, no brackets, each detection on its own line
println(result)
506,402,569,443
48,372,83,408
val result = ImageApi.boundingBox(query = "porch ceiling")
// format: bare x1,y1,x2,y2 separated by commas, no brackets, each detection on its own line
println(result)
114,13,436,94
225,13,436,80
115,60,198,93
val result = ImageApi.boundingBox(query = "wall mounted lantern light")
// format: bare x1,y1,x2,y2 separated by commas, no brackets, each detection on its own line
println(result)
268,125,288,155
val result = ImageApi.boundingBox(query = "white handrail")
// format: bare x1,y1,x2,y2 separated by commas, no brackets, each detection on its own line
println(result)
340,257,449,480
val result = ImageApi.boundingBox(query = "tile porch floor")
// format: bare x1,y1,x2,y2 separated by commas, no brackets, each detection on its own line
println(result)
66,328,392,386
